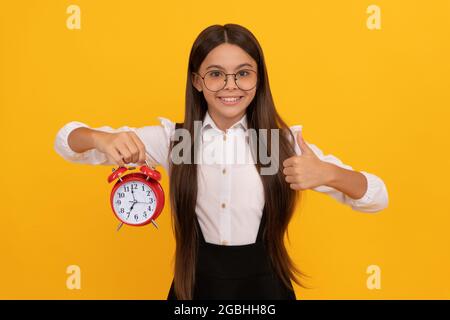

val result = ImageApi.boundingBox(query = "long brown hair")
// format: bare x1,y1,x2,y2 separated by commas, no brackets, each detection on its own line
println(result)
169,23,310,300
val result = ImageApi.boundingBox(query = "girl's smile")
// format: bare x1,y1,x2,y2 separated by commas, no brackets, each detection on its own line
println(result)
217,95,244,106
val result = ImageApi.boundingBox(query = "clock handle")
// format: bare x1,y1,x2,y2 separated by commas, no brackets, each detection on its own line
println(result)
144,151,158,169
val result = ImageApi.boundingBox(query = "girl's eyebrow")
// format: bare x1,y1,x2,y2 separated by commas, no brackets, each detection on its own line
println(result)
206,63,255,71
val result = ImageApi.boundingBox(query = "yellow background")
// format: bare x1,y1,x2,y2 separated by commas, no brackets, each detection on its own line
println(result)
1,0,449,299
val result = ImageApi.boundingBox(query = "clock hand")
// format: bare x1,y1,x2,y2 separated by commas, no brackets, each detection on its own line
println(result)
129,201,151,204
128,189,140,212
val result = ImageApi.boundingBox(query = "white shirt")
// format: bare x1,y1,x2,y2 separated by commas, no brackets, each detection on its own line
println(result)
54,111,389,245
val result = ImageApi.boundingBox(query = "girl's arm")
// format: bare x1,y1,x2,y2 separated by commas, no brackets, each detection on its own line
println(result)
287,125,389,213
324,163,369,200
67,126,106,153
319,166,388,213
54,118,174,170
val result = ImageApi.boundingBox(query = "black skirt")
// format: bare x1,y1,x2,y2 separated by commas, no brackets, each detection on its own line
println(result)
167,210,296,300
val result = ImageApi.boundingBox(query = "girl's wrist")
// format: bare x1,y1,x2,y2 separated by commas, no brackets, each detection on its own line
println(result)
322,161,339,187
90,129,107,150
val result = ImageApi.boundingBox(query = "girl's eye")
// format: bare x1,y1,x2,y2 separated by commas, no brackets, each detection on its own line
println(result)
238,70,249,77
209,71,222,77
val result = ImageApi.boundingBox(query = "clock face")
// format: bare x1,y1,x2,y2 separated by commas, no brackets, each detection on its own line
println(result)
112,180,157,225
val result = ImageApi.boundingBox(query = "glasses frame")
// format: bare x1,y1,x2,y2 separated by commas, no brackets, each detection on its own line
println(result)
193,69,258,92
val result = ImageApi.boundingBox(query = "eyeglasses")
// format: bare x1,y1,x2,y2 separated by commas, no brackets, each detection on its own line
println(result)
193,69,258,92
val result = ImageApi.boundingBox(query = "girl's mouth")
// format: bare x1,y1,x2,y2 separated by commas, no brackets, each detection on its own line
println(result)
217,96,244,106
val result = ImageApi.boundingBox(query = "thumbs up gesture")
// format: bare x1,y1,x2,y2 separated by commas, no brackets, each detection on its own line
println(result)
282,130,334,191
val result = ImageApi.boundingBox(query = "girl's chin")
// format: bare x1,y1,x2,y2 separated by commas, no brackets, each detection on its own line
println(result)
214,105,247,116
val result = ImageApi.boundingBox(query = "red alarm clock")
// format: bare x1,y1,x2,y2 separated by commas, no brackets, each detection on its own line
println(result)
107,156,164,231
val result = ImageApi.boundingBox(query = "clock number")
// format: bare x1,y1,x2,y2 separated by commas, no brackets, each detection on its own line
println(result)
143,212,147,218
116,200,121,205
146,191,151,197
118,193,125,198
131,183,138,190
120,208,124,214
142,185,145,191
150,198,154,204
126,212,131,219
134,214,139,221
123,185,130,192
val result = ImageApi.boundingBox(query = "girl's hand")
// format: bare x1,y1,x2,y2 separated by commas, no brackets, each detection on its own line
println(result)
92,131,147,167
282,130,334,191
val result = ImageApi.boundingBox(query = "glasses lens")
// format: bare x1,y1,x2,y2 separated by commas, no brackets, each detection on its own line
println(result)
204,71,227,91
235,69,257,91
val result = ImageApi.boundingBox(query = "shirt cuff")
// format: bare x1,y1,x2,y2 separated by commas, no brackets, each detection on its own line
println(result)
54,121,90,161
347,171,382,208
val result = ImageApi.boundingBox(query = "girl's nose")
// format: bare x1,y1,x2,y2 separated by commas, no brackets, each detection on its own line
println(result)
223,74,239,90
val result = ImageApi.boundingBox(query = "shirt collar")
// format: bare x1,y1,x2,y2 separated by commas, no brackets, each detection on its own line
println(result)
201,111,248,135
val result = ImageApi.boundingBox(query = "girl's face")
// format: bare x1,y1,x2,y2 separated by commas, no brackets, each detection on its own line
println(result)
192,43,257,129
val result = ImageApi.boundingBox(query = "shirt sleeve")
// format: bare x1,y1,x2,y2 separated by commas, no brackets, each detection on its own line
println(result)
289,125,389,213
53,117,175,172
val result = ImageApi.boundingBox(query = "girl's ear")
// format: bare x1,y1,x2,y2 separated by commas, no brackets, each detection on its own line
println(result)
191,72,203,92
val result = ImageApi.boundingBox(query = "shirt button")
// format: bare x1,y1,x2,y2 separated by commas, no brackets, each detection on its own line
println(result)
223,134,227,141
222,168,226,174
222,240,228,245
221,203,226,209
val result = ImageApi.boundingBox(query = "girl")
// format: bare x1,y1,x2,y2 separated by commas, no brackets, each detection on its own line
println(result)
54,24,389,300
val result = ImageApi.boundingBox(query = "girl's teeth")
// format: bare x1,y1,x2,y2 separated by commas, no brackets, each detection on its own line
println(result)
220,97,241,102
